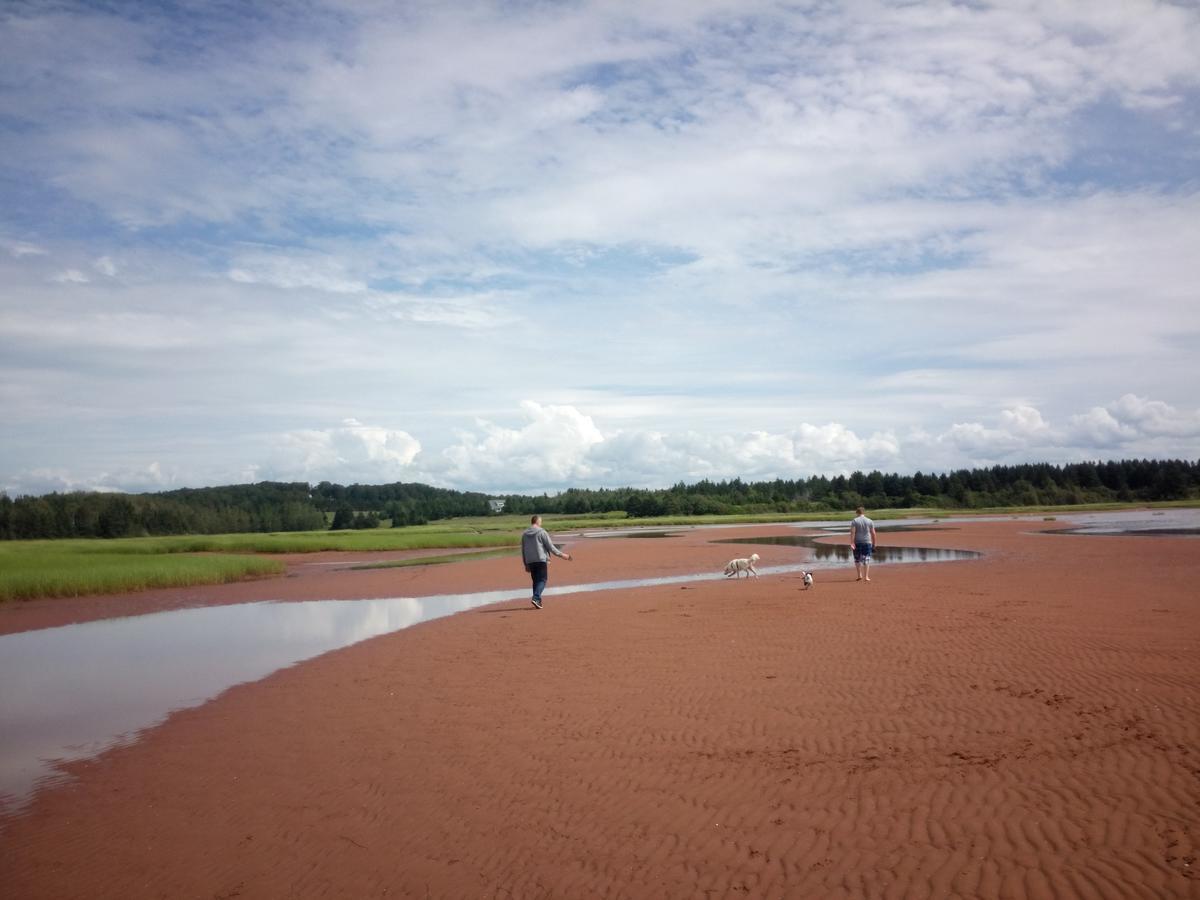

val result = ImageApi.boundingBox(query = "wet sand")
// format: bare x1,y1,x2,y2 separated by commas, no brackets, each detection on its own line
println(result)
2,520,1198,898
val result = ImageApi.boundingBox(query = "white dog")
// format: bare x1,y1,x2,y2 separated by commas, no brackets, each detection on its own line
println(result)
724,553,760,578
801,570,814,590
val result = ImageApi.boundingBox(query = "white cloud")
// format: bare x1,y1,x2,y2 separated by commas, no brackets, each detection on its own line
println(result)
228,253,368,295
271,418,422,483
51,268,89,284
1107,393,1200,437
1068,395,1200,447
1066,407,1137,448
5,395,1199,497
2,462,173,497
363,291,517,329
1,239,47,257
440,401,605,490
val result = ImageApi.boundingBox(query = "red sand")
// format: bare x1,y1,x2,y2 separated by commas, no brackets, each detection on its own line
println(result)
2,521,1199,898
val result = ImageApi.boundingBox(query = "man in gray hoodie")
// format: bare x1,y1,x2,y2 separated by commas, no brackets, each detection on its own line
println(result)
521,514,572,609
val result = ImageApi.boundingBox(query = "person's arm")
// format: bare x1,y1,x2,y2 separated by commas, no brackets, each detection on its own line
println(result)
849,522,856,546
870,523,878,544
540,529,572,560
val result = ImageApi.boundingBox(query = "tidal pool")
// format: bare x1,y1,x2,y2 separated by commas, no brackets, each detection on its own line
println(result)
716,534,980,563
1044,509,1200,536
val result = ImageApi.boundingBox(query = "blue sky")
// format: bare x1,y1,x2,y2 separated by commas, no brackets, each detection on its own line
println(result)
1,0,1198,496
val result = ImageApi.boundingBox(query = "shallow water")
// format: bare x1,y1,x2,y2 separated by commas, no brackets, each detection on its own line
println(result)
1044,509,1200,535
714,533,980,563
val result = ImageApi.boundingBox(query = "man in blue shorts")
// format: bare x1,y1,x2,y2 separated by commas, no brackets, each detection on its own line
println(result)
849,505,877,582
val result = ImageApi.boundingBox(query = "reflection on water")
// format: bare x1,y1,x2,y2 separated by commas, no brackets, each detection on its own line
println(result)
715,534,980,563
1046,509,1200,536
582,529,682,538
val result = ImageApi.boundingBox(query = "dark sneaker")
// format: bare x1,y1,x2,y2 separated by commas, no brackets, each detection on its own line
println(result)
532,597,542,609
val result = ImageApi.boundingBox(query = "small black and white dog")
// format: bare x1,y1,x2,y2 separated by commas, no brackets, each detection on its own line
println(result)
801,570,814,589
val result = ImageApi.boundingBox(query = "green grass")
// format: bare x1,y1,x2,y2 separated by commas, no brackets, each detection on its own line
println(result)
14,529,521,556
0,547,283,602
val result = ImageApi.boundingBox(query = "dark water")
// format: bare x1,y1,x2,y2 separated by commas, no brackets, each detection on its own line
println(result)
1059,527,1200,537
610,530,678,538
1044,510,1200,536
713,533,980,563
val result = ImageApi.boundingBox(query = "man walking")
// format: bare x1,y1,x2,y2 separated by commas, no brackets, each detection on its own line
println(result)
849,505,877,582
521,515,572,609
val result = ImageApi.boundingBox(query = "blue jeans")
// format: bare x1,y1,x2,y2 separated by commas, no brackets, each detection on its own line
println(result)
527,561,548,601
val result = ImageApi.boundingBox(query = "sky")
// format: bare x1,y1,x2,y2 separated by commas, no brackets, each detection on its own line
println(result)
1,0,1198,497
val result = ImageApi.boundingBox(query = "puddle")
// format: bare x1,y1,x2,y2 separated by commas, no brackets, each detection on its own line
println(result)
1041,509,1200,536
714,534,980,563
582,529,683,538
608,530,679,538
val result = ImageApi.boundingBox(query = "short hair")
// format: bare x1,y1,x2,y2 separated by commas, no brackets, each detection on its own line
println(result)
531,514,541,524
855,506,865,514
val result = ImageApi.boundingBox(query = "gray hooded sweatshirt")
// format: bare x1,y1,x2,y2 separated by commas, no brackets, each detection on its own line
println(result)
522,525,566,566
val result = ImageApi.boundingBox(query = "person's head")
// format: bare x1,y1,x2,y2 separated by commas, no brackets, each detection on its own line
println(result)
531,514,541,526
855,506,865,515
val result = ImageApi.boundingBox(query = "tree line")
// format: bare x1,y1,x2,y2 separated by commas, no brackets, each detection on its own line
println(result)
0,458,1195,540
495,458,1198,518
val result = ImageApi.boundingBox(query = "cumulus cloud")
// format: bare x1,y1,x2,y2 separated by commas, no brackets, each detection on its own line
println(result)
430,398,1197,492
580,424,901,488
1107,394,1200,437
441,402,605,490
270,418,422,483
1068,394,1200,447
1066,407,1138,448
943,406,1052,455
5,396,1199,496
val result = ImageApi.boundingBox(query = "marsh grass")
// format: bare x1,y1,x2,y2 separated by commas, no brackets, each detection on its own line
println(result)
0,547,283,602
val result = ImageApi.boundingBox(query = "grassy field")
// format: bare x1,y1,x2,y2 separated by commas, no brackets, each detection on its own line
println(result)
0,546,284,602
2,500,1194,603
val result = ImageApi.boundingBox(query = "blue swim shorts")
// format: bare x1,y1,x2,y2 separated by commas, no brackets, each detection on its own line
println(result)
854,542,873,563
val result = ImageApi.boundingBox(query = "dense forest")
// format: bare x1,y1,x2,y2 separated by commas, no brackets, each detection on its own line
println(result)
1,458,1196,540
